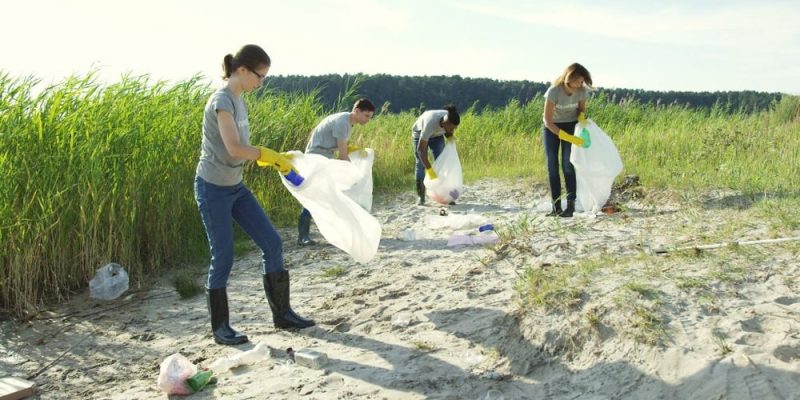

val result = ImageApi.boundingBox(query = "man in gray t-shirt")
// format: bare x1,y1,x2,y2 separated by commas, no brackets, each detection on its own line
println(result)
297,98,375,245
305,112,353,159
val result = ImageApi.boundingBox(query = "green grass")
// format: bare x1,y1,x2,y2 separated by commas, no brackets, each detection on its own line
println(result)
171,270,204,299
1,70,799,316
321,265,347,279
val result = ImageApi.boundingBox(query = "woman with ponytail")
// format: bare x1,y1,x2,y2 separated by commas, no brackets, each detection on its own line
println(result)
195,44,314,345
411,104,460,205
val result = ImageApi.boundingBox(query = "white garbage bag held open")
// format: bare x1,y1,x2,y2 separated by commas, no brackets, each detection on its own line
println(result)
423,141,463,204
343,148,375,212
280,151,381,263
569,119,623,214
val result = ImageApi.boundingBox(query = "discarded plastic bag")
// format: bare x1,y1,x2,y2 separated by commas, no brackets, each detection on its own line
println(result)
343,148,375,212
208,343,271,373
569,119,623,214
424,141,463,204
280,151,381,263
447,232,499,247
157,353,197,395
89,263,129,300
427,213,489,230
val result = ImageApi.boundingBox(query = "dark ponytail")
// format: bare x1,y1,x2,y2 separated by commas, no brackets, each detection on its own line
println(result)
221,44,271,80
443,104,460,125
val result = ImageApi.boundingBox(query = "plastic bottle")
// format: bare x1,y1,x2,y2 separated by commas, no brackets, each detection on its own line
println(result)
208,343,271,372
579,127,592,149
478,224,494,232
185,369,214,392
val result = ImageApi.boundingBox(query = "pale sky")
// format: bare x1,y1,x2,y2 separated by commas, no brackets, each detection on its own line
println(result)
3,0,799,94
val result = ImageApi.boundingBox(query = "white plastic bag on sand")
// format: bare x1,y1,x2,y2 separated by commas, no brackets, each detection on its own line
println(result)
423,141,463,204
447,231,499,246
208,343,272,373
569,119,623,214
89,263,128,300
280,151,381,263
343,148,374,212
426,213,489,230
157,353,197,395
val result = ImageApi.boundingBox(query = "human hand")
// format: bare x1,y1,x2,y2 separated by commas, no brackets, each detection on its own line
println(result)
425,167,438,180
256,146,295,174
578,112,588,128
557,130,585,146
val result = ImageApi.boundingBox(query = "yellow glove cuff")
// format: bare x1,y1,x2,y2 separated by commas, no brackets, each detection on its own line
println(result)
425,167,438,180
558,130,585,146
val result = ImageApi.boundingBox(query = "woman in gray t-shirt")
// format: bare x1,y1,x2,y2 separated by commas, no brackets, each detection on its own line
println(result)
194,45,315,346
542,63,593,217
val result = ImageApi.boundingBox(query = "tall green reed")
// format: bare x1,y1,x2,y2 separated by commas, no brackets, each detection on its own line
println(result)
1,70,797,317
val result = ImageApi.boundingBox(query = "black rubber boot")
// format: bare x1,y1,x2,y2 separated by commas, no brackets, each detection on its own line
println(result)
206,287,249,345
415,179,426,205
546,201,563,217
560,200,575,218
263,271,315,329
297,212,316,246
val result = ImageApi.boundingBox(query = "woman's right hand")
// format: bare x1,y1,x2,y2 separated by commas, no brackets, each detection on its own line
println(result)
256,146,295,174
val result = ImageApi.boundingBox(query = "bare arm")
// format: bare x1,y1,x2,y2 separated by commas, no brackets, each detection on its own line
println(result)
336,138,350,161
577,100,586,116
543,101,560,135
218,110,260,160
417,139,431,169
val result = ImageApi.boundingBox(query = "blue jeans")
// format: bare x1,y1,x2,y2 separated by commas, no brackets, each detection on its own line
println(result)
542,122,577,202
195,176,284,289
413,135,445,181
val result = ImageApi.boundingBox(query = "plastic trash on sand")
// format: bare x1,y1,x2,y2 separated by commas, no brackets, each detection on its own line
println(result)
424,141,463,204
89,263,129,300
208,343,272,373
280,151,381,263
569,119,623,214
157,353,197,395
427,213,489,230
447,231,499,247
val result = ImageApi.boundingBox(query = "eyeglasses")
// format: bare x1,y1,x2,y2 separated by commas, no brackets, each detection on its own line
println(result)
248,68,265,80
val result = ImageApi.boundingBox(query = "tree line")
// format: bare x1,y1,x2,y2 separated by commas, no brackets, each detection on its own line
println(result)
260,73,783,114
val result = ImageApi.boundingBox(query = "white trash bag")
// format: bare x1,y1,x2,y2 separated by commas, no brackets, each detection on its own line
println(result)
157,353,197,395
569,119,623,214
343,148,375,212
89,262,129,300
280,151,381,263
423,141,463,205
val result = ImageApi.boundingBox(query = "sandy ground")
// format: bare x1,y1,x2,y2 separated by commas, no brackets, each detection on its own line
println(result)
2,177,800,399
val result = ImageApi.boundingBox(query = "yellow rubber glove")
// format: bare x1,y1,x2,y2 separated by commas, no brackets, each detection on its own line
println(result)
558,130,585,146
425,167,438,180
256,146,295,174
578,112,587,127
346,143,367,157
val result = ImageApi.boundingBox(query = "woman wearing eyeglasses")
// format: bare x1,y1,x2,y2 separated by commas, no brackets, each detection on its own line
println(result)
542,62,593,218
195,44,315,345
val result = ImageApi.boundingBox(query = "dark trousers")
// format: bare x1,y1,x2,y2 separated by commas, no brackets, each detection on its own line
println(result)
542,122,577,202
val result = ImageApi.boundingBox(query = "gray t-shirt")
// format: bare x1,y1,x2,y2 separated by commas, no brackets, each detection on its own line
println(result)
545,85,588,123
304,112,352,159
412,110,448,140
196,87,250,186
